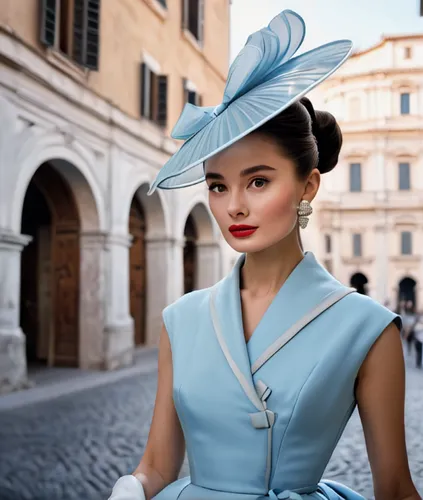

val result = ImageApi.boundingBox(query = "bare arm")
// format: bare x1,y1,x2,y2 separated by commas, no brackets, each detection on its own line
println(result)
356,322,420,500
132,325,186,500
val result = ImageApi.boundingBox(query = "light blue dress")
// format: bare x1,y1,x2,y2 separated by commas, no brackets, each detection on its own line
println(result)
154,252,401,499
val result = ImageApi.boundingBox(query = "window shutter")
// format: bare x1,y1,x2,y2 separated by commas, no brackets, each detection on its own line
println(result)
198,0,205,44
85,0,101,69
157,75,168,127
73,0,101,70
140,63,149,118
39,0,57,47
181,0,188,29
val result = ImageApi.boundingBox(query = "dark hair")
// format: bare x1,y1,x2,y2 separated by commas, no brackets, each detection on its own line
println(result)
253,96,342,179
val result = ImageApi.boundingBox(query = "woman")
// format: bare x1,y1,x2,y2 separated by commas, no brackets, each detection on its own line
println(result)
108,10,420,500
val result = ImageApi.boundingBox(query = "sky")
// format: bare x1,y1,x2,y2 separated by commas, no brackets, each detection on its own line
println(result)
230,0,423,61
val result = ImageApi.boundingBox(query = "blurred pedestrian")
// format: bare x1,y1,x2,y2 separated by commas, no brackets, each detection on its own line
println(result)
402,300,416,356
413,313,423,369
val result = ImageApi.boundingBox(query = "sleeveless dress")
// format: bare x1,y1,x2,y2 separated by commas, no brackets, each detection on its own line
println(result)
153,252,401,500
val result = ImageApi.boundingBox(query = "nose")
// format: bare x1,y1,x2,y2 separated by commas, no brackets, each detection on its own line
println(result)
227,189,249,218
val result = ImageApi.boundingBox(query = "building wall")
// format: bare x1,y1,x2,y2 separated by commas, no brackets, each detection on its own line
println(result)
0,0,230,392
311,35,423,311
0,0,229,132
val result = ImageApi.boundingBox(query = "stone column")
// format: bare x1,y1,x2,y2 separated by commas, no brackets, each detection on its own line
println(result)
100,233,134,370
78,232,107,370
0,231,32,393
196,241,221,289
145,236,184,346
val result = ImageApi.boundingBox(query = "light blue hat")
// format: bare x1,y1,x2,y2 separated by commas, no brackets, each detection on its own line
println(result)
148,10,352,195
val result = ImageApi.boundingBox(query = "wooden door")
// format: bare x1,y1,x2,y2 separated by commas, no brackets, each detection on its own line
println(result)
35,164,80,366
129,198,146,345
52,228,80,365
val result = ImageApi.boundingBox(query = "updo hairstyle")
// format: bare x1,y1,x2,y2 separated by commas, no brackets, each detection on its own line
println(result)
253,97,342,179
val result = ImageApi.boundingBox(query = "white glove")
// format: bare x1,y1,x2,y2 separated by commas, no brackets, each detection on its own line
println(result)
107,475,146,500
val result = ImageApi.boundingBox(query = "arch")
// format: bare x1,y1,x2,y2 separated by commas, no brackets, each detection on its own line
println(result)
350,272,369,295
398,276,417,312
180,199,218,244
132,183,168,239
125,182,168,347
182,201,221,291
20,162,81,366
119,176,169,239
11,131,106,232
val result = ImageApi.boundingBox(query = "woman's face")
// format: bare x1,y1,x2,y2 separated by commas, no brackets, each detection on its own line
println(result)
205,134,320,254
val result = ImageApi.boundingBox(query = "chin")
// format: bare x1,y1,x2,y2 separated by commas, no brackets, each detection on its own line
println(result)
225,236,274,254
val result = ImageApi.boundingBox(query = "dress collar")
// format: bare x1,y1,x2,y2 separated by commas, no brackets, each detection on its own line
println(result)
211,252,347,395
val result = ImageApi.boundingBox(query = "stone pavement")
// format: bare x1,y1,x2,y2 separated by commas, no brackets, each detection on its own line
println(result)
0,348,422,500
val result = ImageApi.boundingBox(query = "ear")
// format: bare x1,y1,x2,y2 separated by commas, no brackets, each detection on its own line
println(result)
302,168,320,203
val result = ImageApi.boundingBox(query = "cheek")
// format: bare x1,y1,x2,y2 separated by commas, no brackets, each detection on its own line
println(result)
258,187,297,221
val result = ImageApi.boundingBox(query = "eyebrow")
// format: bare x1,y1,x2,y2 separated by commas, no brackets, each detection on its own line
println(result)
205,164,276,181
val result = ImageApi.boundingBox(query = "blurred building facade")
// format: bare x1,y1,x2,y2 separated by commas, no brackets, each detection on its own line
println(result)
0,0,230,392
310,35,423,312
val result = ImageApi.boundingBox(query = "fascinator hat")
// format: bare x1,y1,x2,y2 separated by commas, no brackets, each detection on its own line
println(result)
148,10,352,195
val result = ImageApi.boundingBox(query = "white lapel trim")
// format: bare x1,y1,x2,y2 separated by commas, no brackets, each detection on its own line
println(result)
251,287,356,374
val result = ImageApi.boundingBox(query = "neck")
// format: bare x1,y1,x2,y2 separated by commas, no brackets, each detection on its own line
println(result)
240,241,304,299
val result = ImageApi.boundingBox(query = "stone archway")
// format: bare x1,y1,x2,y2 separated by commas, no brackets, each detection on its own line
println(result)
124,183,168,347
398,277,417,312
15,155,103,373
20,163,81,367
182,202,220,291
350,272,368,295
128,196,147,346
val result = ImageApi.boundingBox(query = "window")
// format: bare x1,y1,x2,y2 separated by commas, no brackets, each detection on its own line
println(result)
349,163,362,192
400,93,410,115
324,234,332,254
401,231,412,255
404,47,412,59
157,0,167,6
353,234,362,257
183,79,202,106
399,162,411,190
140,63,168,127
39,0,101,70
182,0,205,43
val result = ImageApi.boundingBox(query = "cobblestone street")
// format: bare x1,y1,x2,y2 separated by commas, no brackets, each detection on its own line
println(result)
0,352,422,500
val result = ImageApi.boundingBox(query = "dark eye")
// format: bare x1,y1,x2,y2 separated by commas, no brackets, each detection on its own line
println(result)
251,178,268,189
208,183,226,193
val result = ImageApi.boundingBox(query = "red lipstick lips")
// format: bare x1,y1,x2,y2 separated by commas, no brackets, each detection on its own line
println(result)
229,224,258,238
